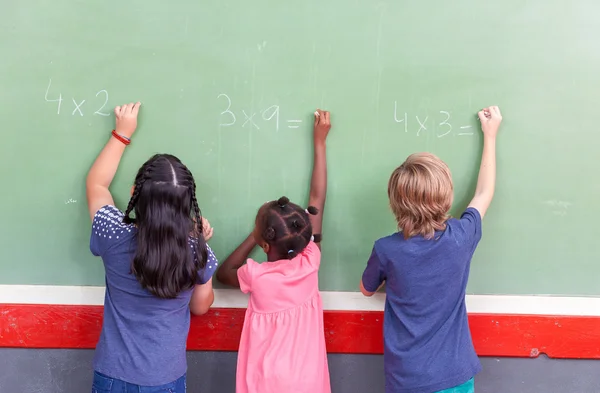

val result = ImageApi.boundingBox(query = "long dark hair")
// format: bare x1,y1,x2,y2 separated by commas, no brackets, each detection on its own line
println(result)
122,154,207,299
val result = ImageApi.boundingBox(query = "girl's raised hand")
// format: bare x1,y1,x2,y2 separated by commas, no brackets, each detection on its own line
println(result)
114,102,141,138
313,109,331,145
202,218,214,241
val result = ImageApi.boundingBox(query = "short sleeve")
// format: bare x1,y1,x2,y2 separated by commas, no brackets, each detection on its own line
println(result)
90,205,131,257
237,259,258,294
361,246,386,293
459,207,483,249
196,244,219,285
302,241,322,269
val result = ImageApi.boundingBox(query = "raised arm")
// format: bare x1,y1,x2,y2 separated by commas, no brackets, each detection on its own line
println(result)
86,102,141,220
309,110,331,246
216,234,256,288
468,106,502,219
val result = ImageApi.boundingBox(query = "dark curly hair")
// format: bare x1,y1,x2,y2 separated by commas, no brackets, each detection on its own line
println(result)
255,196,319,260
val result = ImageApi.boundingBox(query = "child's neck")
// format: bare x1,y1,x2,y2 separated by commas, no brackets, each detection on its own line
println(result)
266,251,281,262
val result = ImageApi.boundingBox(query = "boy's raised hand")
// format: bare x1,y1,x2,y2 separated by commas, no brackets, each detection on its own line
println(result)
478,106,502,138
115,102,141,138
314,109,331,145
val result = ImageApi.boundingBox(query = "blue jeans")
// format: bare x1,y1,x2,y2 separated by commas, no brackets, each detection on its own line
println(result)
92,372,186,393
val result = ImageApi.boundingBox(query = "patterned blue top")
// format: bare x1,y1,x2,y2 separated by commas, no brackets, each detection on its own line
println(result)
90,205,217,386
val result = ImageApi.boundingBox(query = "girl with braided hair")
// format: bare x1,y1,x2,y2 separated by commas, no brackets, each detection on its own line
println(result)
86,102,216,392
217,109,332,393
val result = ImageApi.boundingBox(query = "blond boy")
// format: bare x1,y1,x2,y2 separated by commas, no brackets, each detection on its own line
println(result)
360,107,502,393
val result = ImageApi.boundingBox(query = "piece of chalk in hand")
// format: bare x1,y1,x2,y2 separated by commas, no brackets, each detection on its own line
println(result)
314,111,319,116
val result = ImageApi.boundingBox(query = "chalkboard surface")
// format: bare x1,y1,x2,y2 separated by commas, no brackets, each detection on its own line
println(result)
1,1,599,295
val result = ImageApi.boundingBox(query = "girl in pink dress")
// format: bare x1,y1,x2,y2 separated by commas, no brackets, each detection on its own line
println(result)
217,110,332,393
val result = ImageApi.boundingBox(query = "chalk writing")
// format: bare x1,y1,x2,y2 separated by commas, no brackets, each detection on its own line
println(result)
217,94,236,126
287,120,302,129
543,200,572,217
438,111,452,138
94,90,110,116
45,79,63,115
458,125,474,136
416,115,429,136
242,110,259,129
72,99,85,116
394,102,476,138
44,79,110,117
262,105,280,131
217,94,304,131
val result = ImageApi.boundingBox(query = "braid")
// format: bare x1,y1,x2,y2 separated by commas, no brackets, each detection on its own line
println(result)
191,191,202,237
123,178,145,224
191,187,208,269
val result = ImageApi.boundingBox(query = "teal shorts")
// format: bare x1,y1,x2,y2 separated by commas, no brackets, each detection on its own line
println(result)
436,378,474,393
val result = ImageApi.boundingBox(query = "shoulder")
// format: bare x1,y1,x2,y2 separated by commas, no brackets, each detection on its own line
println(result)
237,258,262,293
298,241,321,269
239,258,261,275
93,205,131,230
90,205,134,256
374,233,401,251
446,207,482,232
459,207,482,224
302,241,321,258
445,207,482,247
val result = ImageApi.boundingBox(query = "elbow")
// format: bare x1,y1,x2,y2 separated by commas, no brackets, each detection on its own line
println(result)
309,193,325,207
216,267,237,288
215,269,227,286
361,289,375,297
190,296,214,316
359,281,375,297
85,177,94,195
190,304,211,316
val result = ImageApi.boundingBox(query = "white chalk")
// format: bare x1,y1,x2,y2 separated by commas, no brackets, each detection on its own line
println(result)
314,111,319,116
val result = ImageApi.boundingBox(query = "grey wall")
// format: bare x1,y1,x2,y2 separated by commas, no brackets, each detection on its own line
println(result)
0,349,598,393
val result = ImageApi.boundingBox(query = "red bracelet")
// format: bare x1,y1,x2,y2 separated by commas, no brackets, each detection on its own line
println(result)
111,130,131,145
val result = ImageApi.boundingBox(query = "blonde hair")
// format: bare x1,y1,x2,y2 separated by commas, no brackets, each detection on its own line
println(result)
388,153,453,239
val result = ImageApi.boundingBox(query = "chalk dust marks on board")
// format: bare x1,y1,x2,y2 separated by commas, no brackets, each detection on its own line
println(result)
309,42,333,108
248,58,256,199
372,5,386,147
542,200,573,217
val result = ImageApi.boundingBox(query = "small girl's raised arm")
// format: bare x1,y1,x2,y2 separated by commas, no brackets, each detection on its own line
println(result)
309,110,331,246
216,234,256,288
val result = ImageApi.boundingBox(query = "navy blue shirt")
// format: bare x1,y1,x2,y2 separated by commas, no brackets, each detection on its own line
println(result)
90,205,218,386
362,208,483,393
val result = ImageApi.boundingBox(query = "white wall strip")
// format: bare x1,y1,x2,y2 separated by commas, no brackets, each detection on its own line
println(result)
1,285,600,316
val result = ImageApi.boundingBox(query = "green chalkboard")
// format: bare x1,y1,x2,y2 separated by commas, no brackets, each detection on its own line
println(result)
1,1,599,295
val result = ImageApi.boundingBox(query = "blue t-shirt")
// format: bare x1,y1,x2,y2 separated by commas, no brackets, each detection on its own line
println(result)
90,205,218,386
362,208,483,393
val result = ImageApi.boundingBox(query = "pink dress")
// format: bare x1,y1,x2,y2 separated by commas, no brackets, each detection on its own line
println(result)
236,242,331,393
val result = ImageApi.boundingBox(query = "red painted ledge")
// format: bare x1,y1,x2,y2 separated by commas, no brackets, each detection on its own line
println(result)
1,304,600,358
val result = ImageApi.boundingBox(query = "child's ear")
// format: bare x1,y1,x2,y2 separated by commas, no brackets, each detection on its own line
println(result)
130,185,135,196
261,242,270,254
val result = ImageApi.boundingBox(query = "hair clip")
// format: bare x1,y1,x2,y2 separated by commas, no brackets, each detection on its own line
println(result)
305,209,309,214
287,249,294,255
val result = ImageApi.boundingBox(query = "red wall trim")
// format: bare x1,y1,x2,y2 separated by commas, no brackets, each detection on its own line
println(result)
1,304,600,358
